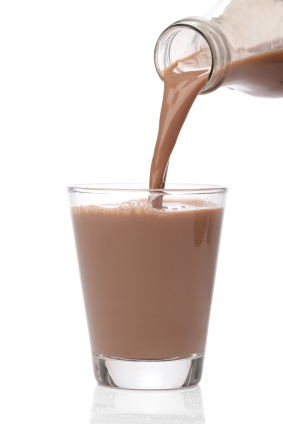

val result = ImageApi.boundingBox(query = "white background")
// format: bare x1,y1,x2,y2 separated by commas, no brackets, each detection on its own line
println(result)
1,1,282,423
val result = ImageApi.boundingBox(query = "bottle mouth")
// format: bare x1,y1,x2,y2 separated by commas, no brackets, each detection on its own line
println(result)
154,25,213,93
154,18,231,94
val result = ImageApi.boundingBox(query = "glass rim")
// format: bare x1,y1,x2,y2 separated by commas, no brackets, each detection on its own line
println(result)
67,183,228,195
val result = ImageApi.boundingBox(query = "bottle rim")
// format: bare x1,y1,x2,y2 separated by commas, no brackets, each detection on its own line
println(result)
154,17,231,94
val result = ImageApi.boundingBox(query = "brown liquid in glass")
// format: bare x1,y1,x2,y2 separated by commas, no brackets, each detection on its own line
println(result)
71,200,224,360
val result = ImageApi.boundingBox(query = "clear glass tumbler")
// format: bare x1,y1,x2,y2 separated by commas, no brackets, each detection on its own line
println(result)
67,183,227,390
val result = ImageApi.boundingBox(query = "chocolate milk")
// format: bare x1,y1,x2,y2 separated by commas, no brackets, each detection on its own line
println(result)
150,50,210,190
71,49,282,362
223,49,283,97
71,200,224,360
150,49,283,190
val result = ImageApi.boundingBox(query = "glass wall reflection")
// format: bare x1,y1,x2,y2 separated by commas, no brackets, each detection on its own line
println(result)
90,384,205,423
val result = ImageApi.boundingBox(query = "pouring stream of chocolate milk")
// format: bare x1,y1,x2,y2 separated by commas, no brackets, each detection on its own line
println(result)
149,50,211,191
149,48,283,197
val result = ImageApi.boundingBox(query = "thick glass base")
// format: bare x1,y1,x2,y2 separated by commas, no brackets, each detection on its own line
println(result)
93,354,204,390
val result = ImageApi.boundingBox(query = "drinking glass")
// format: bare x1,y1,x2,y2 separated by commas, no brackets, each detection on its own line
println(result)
67,183,227,390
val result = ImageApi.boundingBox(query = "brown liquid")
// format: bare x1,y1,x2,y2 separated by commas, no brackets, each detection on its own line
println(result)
150,49,283,191
150,51,210,190
71,49,282,363
224,49,283,97
71,200,224,360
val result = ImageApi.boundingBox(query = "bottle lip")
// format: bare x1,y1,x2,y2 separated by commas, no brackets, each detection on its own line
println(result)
154,17,231,94
154,22,213,93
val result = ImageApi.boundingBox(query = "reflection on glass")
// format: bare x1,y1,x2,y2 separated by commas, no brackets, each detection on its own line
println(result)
89,384,205,423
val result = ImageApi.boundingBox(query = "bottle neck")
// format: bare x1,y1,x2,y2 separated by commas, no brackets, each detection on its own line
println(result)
154,17,231,94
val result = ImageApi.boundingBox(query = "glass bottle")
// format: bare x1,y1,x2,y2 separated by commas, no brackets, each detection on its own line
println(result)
154,0,283,97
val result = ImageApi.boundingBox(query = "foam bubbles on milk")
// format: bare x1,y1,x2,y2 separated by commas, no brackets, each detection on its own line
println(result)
71,198,218,215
